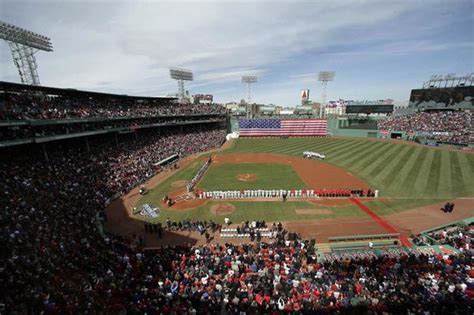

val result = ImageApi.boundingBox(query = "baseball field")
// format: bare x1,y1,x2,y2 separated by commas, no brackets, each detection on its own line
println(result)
131,137,474,225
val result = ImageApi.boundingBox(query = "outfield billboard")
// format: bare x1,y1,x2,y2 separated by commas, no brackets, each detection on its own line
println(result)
301,89,310,103
346,105,394,114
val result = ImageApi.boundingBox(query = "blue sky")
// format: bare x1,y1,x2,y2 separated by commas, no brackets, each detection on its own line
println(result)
1,0,473,106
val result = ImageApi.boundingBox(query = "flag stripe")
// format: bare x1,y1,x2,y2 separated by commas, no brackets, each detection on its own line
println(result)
239,119,327,136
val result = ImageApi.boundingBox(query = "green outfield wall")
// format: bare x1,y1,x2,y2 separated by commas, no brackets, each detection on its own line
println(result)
230,117,240,133
327,117,379,138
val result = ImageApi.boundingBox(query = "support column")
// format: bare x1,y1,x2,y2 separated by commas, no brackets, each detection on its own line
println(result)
41,143,49,161
84,137,90,153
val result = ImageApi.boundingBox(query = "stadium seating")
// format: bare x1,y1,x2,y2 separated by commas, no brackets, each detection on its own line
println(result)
0,82,227,144
377,110,472,144
1,86,473,314
0,86,226,120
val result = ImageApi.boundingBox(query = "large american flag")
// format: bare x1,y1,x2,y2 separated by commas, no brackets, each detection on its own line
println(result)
239,119,327,136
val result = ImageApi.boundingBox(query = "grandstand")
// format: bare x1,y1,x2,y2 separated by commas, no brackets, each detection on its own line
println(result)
377,76,473,147
1,8,473,314
2,81,473,313
0,81,227,149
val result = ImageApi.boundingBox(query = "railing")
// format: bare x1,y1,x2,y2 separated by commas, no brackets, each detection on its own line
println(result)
328,233,399,243
153,154,179,167
330,240,398,252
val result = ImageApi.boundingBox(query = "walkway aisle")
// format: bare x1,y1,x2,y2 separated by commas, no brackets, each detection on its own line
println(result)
349,198,412,247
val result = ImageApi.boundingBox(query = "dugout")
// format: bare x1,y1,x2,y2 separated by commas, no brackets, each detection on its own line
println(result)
390,132,403,139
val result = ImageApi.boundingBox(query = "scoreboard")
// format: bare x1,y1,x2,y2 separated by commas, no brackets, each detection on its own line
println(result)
409,86,474,109
345,105,394,114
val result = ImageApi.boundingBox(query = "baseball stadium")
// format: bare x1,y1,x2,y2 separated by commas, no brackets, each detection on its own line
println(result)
1,2,474,314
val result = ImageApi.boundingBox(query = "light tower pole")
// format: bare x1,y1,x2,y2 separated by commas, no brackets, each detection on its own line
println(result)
0,21,53,86
170,68,193,102
318,71,335,118
242,75,257,118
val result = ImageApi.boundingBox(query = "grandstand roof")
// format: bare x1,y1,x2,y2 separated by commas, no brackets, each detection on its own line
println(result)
0,81,177,102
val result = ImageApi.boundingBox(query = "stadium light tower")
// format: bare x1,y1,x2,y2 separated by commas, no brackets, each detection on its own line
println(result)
170,67,193,101
242,75,257,118
318,71,335,118
0,21,53,86
242,75,257,104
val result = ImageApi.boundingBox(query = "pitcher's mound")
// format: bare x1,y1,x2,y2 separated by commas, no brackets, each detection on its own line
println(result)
171,180,187,188
296,209,333,215
210,202,236,215
236,173,257,182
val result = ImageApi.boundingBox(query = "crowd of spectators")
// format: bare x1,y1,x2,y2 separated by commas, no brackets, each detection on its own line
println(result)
0,93,227,120
0,116,225,142
425,224,473,253
1,114,473,312
165,218,221,234
144,223,163,239
377,110,472,144
104,128,226,194
0,92,228,143
0,125,226,312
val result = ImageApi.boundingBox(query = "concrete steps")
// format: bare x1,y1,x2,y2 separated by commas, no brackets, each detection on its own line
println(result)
316,243,332,253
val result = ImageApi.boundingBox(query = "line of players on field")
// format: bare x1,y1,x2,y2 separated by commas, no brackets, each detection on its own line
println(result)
198,188,378,199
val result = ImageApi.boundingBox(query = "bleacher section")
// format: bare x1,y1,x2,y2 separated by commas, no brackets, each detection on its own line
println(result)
319,233,401,252
412,217,473,251
377,110,472,145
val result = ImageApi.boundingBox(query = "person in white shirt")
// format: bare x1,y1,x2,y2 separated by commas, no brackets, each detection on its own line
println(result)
448,284,455,293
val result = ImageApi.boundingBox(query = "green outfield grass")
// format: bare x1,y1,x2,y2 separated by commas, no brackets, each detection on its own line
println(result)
138,199,367,224
137,137,474,222
137,157,355,223
197,163,306,191
225,138,474,199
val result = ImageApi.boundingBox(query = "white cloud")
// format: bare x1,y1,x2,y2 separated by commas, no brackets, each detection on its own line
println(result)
0,0,472,104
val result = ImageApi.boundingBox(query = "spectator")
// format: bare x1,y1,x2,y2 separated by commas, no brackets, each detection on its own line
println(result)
0,92,227,120
377,110,472,145
1,101,472,313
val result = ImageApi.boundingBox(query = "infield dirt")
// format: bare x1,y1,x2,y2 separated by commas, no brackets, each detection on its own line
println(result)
105,143,472,247
212,153,368,189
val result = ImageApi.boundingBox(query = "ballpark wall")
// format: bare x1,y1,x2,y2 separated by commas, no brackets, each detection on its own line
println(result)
330,128,379,138
230,117,240,133
327,118,379,138
232,116,380,138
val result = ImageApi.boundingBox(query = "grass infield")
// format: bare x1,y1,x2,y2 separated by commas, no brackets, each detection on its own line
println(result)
197,163,306,191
